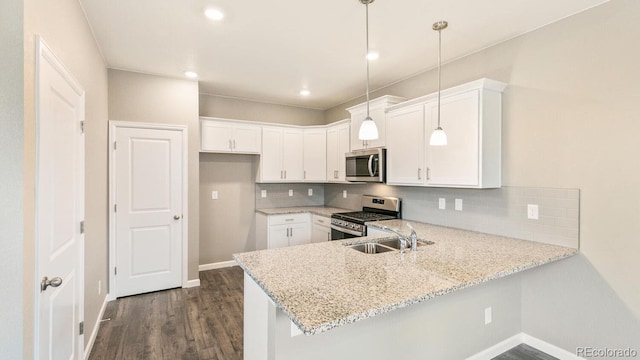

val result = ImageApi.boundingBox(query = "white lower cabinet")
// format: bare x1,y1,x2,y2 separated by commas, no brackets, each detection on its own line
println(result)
311,215,331,243
266,213,310,249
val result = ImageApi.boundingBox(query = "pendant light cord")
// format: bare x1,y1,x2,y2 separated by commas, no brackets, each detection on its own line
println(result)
365,2,371,119
437,26,442,128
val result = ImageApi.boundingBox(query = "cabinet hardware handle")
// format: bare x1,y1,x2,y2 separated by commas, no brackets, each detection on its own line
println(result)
290,228,293,237
327,233,330,241
318,220,324,223
285,218,294,221
233,139,236,149
418,168,422,180
304,170,306,179
280,170,283,179
427,167,431,180
229,139,232,150
284,170,287,179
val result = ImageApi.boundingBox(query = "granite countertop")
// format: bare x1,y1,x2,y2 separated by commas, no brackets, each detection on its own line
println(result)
233,220,578,336
256,206,350,218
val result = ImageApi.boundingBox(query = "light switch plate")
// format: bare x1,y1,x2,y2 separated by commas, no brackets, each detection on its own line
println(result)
288,189,293,197
455,198,463,211
343,190,347,198
308,188,313,196
527,204,539,220
211,191,218,200
261,190,267,198
438,198,446,210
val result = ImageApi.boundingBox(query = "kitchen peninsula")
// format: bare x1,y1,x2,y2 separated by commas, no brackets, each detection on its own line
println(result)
234,220,577,360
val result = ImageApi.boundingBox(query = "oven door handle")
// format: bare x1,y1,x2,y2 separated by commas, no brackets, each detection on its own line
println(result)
368,155,375,177
330,224,364,237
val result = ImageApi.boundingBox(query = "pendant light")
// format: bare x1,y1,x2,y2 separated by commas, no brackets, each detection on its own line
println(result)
358,0,378,143
430,21,448,146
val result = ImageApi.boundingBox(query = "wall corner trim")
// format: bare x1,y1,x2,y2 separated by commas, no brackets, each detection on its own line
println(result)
83,295,109,360
184,279,201,288
464,333,583,360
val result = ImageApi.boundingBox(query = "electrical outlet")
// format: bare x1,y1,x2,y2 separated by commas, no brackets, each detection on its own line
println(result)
343,190,347,198
308,188,313,196
527,204,539,220
288,189,293,197
455,198,463,211
485,307,492,324
211,190,218,200
98,280,101,295
261,190,267,198
438,198,446,210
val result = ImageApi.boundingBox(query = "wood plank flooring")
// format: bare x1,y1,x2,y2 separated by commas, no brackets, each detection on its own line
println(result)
492,344,559,360
89,266,556,360
88,266,244,360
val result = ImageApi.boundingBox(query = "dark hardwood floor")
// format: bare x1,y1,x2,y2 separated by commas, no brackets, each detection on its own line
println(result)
88,266,244,360
89,266,555,360
492,344,559,360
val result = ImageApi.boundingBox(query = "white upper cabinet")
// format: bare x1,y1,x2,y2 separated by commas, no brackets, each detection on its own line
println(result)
326,120,350,182
347,96,406,150
385,78,507,189
200,117,261,154
386,104,425,185
260,126,304,182
303,128,327,182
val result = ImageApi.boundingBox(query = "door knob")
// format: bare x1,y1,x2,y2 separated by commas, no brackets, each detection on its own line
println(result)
174,215,181,220
41,276,62,292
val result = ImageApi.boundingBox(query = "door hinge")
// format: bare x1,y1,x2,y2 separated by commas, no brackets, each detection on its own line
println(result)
114,267,117,275
80,221,85,234
80,121,85,133
114,204,117,212
113,141,117,150
79,321,84,335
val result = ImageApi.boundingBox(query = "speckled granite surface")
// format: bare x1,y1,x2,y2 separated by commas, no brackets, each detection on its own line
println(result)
233,220,578,336
256,206,350,217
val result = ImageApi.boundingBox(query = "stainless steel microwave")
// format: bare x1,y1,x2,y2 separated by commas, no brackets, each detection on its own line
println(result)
345,148,386,183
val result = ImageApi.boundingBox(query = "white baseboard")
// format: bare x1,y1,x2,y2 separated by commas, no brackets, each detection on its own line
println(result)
466,333,583,360
522,334,583,360
84,295,109,360
199,260,237,271
184,278,201,288
465,334,523,360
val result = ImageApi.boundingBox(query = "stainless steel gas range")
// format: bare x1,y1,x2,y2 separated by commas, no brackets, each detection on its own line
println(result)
330,195,401,240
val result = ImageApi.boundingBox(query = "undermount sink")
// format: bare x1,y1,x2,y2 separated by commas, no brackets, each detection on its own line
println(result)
347,238,435,254
377,238,434,250
348,243,396,254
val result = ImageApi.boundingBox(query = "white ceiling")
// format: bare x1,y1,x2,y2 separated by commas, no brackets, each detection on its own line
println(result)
80,0,608,110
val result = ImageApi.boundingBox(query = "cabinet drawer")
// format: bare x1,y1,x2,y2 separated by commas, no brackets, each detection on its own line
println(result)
268,213,309,226
312,214,330,227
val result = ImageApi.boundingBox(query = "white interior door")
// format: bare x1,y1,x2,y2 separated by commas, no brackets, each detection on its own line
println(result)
36,38,85,360
113,125,184,297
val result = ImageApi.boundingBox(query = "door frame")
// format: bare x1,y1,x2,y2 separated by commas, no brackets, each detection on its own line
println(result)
34,36,85,358
107,121,189,300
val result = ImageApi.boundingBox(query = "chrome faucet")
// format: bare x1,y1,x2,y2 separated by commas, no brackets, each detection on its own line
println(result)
380,223,418,253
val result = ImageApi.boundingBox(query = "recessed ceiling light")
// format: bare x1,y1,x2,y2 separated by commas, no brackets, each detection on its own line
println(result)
300,90,310,96
366,51,379,61
184,71,198,79
205,8,224,21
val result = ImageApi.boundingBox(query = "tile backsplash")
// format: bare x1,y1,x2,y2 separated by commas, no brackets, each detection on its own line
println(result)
323,184,580,249
256,183,325,209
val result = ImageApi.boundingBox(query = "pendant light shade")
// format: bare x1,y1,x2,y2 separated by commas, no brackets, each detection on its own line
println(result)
358,0,378,143
359,116,379,140
430,20,448,146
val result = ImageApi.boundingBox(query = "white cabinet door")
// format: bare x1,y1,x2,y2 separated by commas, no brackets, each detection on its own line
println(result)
303,128,327,182
326,122,350,182
288,222,311,246
348,96,406,150
349,109,367,150
425,90,480,187
233,124,261,153
386,104,426,185
283,128,304,181
261,127,284,181
311,224,331,243
201,120,234,152
268,224,290,249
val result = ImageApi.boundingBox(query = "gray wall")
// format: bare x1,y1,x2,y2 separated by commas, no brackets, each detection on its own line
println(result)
108,70,200,281
199,153,259,265
0,0,24,357
324,0,640,349
200,94,325,126
22,0,110,355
